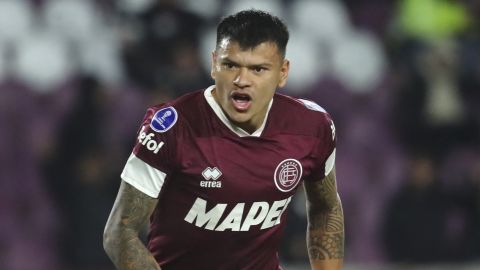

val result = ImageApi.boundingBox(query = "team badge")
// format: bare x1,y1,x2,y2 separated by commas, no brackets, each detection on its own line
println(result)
274,159,303,192
150,107,178,133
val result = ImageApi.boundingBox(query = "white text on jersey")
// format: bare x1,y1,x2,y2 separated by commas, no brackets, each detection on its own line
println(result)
200,167,222,188
138,126,164,154
184,196,292,231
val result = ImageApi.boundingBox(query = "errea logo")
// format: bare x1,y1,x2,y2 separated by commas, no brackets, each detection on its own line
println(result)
330,120,336,140
201,167,222,188
202,167,222,180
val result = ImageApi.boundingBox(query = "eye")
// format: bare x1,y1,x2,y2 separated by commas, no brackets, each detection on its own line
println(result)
223,63,236,70
253,67,267,73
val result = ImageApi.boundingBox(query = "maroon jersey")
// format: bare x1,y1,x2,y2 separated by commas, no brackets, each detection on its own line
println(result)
121,86,336,270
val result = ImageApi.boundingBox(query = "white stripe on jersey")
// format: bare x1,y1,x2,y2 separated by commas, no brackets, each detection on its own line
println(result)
297,98,327,113
121,153,166,198
325,148,336,176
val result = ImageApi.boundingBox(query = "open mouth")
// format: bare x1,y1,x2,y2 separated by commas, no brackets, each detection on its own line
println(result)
231,92,252,111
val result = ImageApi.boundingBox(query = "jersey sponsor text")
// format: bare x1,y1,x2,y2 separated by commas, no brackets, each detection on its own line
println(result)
138,126,164,154
184,196,292,231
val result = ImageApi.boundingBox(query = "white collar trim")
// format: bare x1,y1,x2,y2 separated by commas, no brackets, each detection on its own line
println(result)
203,85,273,137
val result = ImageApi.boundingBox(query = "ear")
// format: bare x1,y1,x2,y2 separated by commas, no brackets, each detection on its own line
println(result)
278,59,290,88
210,50,217,80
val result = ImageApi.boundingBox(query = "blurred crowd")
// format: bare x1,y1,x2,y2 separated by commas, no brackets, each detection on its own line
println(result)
1,0,479,269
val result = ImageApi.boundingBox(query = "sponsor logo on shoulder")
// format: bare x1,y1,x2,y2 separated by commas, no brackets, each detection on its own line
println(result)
150,106,178,133
274,159,303,192
138,126,164,154
200,167,222,188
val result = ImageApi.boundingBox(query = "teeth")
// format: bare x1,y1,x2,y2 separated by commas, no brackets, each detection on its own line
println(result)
232,94,250,101
231,93,251,110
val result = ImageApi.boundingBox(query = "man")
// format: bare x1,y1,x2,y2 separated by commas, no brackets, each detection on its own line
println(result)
104,9,344,270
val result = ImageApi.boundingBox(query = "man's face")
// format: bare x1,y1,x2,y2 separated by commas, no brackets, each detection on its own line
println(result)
211,39,289,133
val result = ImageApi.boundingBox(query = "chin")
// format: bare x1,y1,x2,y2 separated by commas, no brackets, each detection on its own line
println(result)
231,116,250,125
228,111,251,125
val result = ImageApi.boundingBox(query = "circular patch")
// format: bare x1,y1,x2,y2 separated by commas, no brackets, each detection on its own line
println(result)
150,107,178,133
274,159,303,192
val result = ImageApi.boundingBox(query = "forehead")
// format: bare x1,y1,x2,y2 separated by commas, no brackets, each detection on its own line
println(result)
216,38,282,64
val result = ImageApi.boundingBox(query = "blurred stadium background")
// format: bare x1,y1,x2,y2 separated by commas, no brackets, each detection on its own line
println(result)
1,0,479,269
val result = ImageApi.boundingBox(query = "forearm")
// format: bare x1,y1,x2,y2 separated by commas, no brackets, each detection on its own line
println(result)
104,229,161,270
306,195,344,270
104,181,161,270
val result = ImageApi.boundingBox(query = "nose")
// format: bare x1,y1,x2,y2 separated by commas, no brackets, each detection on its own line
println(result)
233,67,251,88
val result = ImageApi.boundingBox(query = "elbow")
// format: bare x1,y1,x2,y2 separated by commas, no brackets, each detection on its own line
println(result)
103,229,109,249
103,225,116,255
103,224,137,256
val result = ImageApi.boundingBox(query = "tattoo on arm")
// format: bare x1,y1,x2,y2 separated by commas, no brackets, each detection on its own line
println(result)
104,181,161,270
304,169,345,261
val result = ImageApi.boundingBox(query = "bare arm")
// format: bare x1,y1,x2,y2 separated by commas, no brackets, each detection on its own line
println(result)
304,168,344,270
103,181,161,270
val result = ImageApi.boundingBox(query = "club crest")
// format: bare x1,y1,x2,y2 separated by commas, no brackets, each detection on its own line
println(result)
274,159,303,192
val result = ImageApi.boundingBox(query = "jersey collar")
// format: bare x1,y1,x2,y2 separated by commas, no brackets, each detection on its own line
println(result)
204,85,273,137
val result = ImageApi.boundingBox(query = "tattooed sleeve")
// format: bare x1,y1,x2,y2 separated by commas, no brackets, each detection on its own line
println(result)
304,168,345,265
103,181,161,270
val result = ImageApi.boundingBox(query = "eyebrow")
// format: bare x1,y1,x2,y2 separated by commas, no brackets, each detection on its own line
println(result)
221,57,273,68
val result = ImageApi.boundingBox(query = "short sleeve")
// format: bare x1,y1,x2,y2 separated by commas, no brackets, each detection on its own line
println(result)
120,105,180,198
308,112,337,181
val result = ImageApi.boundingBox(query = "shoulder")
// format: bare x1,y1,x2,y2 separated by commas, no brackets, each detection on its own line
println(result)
146,89,206,130
276,93,327,112
271,93,334,137
149,89,204,114
274,93,331,119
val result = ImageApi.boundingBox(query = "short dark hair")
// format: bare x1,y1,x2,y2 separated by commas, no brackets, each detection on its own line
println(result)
216,9,289,57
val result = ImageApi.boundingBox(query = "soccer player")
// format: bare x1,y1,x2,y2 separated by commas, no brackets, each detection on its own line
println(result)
103,9,344,270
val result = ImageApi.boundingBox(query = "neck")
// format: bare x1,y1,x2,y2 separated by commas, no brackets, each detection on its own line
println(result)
210,87,271,135
232,119,260,135
230,102,270,135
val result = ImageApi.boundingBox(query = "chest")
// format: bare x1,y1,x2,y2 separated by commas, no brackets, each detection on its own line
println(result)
176,134,318,202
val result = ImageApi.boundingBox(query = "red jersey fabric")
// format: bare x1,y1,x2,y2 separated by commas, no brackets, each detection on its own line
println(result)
121,86,336,270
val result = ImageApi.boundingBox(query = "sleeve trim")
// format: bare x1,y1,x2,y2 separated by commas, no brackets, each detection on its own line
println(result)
324,148,336,176
120,153,167,198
